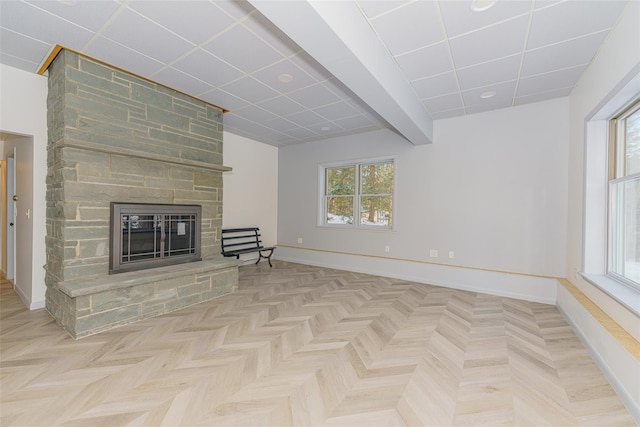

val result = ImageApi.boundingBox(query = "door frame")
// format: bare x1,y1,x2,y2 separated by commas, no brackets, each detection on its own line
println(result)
6,149,16,282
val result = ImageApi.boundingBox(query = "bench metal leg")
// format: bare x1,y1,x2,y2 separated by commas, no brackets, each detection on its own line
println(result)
258,249,274,267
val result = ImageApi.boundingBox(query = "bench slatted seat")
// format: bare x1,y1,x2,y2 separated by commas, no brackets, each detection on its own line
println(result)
221,227,275,267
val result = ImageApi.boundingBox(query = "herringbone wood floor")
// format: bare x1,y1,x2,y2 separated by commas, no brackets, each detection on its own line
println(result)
0,261,634,426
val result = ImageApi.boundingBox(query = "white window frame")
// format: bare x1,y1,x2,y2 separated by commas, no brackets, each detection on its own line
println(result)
582,70,640,316
607,101,640,290
318,156,396,230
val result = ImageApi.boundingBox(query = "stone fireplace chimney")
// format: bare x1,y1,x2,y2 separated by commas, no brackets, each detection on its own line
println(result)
44,49,239,338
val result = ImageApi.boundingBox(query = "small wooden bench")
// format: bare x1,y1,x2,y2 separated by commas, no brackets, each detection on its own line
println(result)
221,227,275,267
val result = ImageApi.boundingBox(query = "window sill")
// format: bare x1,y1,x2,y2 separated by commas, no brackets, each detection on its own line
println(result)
580,272,640,316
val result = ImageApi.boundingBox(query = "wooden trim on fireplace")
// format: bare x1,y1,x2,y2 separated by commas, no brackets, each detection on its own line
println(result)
37,44,230,114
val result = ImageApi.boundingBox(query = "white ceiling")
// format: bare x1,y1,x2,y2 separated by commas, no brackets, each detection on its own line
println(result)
0,0,630,147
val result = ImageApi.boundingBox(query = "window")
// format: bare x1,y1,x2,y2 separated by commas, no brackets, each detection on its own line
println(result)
322,159,394,228
110,203,201,273
608,101,640,289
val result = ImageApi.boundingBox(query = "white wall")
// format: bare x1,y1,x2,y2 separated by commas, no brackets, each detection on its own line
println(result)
277,98,569,302
563,1,640,419
222,131,278,262
0,64,47,309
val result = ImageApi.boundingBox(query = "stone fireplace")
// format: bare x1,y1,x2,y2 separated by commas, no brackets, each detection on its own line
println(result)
44,49,240,338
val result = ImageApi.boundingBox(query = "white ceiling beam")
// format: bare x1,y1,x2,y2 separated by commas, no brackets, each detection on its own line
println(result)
248,0,433,145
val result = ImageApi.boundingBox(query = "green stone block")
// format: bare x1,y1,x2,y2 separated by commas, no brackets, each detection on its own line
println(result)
91,284,155,313
78,239,109,259
193,172,222,188
177,281,208,298
110,156,168,178
79,57,114,80
145,177,192,191
131,83,172,110
66,67,128,98
78,206,110,221
75,304,140,337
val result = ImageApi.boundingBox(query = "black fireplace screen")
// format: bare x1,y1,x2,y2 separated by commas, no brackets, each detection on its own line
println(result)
110,203,201,273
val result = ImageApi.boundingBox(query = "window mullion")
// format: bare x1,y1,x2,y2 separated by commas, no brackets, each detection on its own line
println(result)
356,164,361,226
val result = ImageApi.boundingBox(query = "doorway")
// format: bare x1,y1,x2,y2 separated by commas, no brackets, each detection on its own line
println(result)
2,134,34,307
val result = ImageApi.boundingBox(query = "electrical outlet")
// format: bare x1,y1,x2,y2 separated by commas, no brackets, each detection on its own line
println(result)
429,249,438,257
297,237,303,244
448,251,455,259
385,245,390,253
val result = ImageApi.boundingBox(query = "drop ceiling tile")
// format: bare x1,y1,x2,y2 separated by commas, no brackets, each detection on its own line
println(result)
284,110,326,127
203,24,284,74
252,59,316,94
0,28,50,66
225,117,285,144
533,1,565,10
25,0,121,31
465,98,513,114
322,78,358,101
517,65,586,97
347,97,384,118
456,54,521,91
431,108,465,120
220,76,279,104
313,127,351,140
0,52,40,72
314,101,361,122
84,36,166,77
422,92,463,113
0,1,93,48
200,88,246,111
262,116,298,132
395,42,452,81
357,1,410,19
129,0,234,45
369,1,444,56
283,127,318,139
151,67,215,97
439,0,531,38
310,122,344,134
333,114,377,130
243,12,302,57
462,80,517,107
290,51,333,82
212,0,255,21
101,7,194,63
514,87,572,106
172,48,243,87
287,83,341,109
521,31,607,77
449,15,529,68
412,72,459,99
527,0,628,49
257,96,305,117
233,104,279,123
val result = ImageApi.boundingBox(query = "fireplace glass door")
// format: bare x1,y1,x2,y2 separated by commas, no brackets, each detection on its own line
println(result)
110,203,201,273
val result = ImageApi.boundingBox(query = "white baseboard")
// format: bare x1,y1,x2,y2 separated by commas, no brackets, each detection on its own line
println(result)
274,246,557,305
29,299,45,310
12,282,45,310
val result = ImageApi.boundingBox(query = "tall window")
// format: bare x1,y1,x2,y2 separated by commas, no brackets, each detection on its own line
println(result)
322,159,394,228
609,101,640,289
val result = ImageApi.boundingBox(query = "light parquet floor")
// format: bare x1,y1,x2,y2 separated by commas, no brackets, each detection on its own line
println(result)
0,261,635,426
